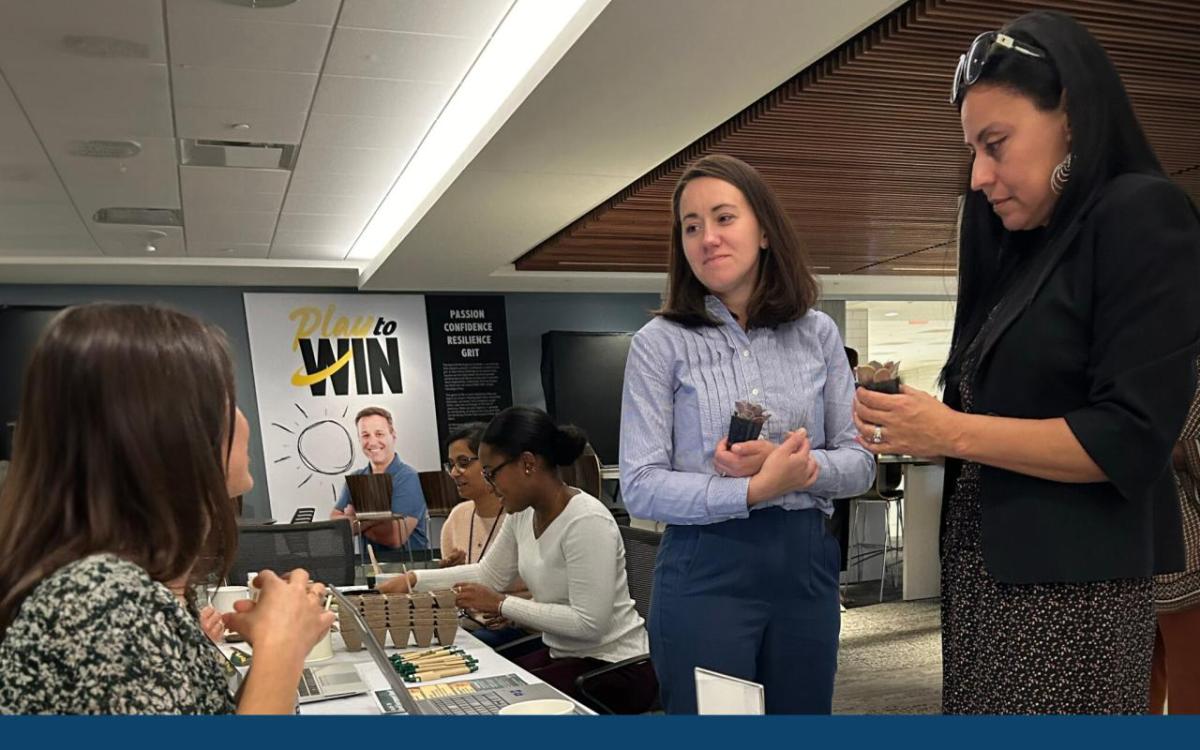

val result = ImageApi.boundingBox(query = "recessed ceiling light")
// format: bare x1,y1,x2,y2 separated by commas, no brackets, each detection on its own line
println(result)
145,244,157,253
230,123,251,130
67,140,142,159
222,0,297,7
884,312,899,318
61,35,149,59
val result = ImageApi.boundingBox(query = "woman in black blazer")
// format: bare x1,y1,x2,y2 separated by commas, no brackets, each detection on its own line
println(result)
853,11,1200,714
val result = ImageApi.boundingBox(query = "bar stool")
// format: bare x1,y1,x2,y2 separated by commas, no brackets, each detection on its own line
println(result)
849,461,905,602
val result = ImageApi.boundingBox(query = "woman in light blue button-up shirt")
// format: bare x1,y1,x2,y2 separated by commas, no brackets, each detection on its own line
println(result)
620,155,874,714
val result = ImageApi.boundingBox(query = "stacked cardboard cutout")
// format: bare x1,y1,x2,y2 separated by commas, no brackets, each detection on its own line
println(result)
337,589,458,650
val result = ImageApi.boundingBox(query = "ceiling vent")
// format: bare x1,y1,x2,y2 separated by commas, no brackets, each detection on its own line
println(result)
92,208,183,227
180,139,298,170
67,140,142,158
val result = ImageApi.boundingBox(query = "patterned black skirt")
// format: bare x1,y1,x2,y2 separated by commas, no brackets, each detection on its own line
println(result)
940,460,1155,714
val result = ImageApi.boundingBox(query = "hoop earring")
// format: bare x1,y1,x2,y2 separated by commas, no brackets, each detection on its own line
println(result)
1051,153,1073,195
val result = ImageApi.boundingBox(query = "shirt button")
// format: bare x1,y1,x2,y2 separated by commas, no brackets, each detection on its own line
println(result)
751,388,760,396
742,350,750,358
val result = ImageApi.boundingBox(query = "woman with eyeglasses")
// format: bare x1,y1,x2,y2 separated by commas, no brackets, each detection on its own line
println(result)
852,10,1200,713
437,422,529,648
380,407,656,713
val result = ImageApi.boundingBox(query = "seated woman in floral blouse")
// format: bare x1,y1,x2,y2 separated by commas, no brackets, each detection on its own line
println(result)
0,303,334,714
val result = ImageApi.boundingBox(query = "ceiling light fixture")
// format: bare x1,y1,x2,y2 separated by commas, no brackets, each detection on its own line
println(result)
145,244,157,253
351,0,610,265
67,140,142,159
884,311,899,318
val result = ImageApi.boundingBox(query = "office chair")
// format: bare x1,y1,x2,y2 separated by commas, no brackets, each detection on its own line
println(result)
850,462,905,602
559,442,602,498
289,507,316,524
229,520,355,587
574,524,661,714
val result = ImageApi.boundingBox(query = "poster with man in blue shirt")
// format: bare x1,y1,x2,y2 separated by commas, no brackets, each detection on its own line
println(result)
330,406,429,558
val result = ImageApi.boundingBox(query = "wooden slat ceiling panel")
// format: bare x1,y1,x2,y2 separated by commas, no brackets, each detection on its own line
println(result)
519,0,1200,274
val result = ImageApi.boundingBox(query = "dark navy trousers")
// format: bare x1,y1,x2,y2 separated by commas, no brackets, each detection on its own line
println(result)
648,507,841,714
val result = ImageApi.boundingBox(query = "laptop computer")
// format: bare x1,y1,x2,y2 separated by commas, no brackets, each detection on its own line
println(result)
694,667,765,715
330,587,584,716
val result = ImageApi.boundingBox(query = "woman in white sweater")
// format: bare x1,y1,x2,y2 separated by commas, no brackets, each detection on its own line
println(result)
381,407,656,713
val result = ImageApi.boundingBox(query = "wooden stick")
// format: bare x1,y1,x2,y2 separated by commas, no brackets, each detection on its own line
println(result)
367,545,382,577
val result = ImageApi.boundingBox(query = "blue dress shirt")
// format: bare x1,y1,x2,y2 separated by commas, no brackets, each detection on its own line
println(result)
620,296,874,525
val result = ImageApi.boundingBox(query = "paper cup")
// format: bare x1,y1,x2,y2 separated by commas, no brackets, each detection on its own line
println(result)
498,698,576,716
305,630,334,663
210,586,251,614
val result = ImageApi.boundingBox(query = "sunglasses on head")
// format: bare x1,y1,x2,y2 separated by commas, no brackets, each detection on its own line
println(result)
951,31,1048,105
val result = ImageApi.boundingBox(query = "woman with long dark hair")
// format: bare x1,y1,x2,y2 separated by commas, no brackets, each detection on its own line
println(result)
0,303,334,714
853,11,1200,713
382,407,656,713
620,154,875,714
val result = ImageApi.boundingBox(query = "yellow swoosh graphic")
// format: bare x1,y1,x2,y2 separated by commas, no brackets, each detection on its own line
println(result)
291,349,353,387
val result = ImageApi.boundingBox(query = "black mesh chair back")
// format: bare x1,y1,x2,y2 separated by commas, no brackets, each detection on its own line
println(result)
229,520,355,587
289,507,316,524
619,525,661,622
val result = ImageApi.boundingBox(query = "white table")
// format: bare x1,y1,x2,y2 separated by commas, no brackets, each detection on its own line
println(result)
222,621,586,715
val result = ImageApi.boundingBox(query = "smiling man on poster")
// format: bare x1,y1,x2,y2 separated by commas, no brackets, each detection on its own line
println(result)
331,405,430,557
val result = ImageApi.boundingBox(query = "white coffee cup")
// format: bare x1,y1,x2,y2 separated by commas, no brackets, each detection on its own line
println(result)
497,698,576,716
210,585,251,614
305,630,334,663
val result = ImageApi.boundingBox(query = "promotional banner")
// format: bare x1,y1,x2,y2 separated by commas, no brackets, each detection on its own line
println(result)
243,293,440,525
424,295,513,451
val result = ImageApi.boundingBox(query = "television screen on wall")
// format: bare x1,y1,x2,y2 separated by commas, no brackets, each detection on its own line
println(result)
540,331,634,467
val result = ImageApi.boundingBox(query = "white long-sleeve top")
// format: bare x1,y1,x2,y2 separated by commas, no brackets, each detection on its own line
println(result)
413,491,649,663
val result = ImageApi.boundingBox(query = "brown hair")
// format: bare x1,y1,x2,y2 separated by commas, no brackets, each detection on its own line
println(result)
656,154,819,328
0,303,239,634
355,406,394,430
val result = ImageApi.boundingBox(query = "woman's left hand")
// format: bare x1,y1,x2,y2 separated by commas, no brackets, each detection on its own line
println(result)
853,385,961,458
199,605,225,642
453,583,504,615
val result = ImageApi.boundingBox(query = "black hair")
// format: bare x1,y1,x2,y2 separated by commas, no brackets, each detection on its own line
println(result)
844,347,859,369
445,422,488,455
481,407,588,467
943,10,1165,385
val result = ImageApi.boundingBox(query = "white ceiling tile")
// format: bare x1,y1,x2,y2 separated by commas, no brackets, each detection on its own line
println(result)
176,104,307,143
185,210,279,245
172,65,318,110
274,226,358,247
302,112,427,150
166,0,340,27
0,0,166,64
339,0,512,39
4,61,173,136
312,75,451,119
325,27,484,81
269,242,346,260
167,14,332,73
276,211,367,238
93,225,185,257
281,191,376,215
0,234,100,256
40,133,179,212
186,242,270,259
286,166,397,196
294,145,405,178
181,165,289,213
0,203,90,233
